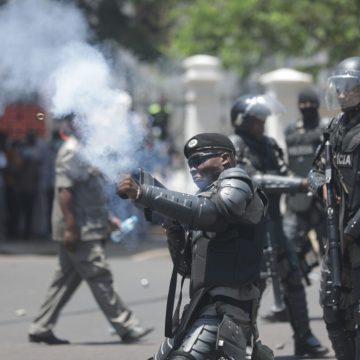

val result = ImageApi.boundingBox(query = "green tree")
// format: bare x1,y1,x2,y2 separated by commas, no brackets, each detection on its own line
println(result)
166,0,360,76
74,0,177,61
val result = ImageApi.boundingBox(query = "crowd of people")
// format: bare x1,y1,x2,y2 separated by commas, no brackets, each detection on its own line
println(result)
0,129,60,241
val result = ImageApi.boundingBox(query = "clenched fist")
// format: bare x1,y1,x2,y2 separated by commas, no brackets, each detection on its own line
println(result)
117,175,140,200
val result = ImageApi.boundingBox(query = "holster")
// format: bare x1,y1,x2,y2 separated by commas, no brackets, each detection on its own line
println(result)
216,315,246,359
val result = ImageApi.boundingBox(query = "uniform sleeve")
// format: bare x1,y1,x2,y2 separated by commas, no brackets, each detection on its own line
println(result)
137,171,265,231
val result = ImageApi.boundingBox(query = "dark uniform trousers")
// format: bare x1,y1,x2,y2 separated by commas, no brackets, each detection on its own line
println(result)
258,215,311,339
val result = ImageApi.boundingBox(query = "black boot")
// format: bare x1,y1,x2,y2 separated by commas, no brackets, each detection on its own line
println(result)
284,286,328,357
295,331,329,357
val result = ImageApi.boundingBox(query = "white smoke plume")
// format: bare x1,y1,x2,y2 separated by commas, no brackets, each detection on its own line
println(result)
0,0,146,181
0,0,88,111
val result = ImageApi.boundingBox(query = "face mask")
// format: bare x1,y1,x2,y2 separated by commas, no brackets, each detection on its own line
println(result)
194,177,212,190
300,108,319,127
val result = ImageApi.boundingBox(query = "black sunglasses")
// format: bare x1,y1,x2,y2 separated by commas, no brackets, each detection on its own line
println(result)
188,152,224,168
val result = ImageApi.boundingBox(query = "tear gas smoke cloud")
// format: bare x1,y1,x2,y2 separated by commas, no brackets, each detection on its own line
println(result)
0,0,88,112
47,41,147,180
0,0,146,181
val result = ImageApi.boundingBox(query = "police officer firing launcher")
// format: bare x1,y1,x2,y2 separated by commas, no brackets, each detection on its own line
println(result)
117,133,270,360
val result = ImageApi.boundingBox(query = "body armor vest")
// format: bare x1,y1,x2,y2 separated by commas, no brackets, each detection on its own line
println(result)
231,133,283,220
330,114,360,218
286,123,322,212
189,182,264,295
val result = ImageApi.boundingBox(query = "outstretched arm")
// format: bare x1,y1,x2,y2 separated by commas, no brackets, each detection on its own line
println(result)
117,170,264,231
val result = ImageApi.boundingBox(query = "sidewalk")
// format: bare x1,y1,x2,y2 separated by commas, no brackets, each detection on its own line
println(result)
0,225,167,257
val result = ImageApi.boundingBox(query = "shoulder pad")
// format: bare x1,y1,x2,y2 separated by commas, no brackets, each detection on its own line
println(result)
328,113,343,130
218,167,251,181
218,168,254,193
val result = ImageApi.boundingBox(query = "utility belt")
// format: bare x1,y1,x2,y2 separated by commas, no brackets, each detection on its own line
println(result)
204,294,253,314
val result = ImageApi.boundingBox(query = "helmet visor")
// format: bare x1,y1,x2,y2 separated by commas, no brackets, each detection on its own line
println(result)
244,95,286,120
325,69,360,110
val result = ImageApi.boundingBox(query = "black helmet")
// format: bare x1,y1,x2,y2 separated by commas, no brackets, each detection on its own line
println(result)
298,87,319,107
326,56,360,111
230,95,284,130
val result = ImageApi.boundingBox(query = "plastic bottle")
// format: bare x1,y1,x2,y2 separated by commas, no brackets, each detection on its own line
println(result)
110,215,139,243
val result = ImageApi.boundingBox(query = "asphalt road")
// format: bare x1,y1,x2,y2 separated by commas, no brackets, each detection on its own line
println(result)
0,238,335,360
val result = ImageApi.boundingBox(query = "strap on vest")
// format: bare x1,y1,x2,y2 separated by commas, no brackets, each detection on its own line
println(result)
165,234,189,337
165,247,180,337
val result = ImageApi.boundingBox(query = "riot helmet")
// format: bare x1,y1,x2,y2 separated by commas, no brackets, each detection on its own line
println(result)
325,56,360,111
231,95,285,136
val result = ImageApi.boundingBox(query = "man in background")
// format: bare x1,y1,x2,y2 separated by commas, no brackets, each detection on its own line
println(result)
28,114,152,345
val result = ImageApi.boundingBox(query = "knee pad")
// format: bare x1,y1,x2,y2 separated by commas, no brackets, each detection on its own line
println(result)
154,337,174,360
175,320,219,360
217,315,246,360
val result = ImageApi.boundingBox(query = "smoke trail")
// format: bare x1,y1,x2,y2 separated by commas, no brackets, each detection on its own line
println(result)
0,0,146,181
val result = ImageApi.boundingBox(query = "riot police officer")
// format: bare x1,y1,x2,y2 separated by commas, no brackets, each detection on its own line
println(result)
117,133,270,360
229,95,328,357
308,56,360,360
283,88,325,288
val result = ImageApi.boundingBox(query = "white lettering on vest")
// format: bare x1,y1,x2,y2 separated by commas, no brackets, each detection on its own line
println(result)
335,153,353,167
